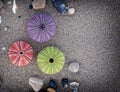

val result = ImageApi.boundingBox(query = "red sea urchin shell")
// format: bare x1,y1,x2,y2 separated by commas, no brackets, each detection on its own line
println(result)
8,41,34,66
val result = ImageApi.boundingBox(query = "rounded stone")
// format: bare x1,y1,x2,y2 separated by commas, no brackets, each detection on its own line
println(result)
8,1,12,5
68,8,75,15
47,88,56,92
29,77,44,92
69,62,79,73
4,26,9,32
32,0,46,10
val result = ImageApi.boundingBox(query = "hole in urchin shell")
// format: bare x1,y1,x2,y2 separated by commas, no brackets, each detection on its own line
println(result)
49,58,54,63
19,51,24,55
39,24,45,30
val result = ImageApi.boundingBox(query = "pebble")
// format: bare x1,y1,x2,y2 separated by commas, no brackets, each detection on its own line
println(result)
4,26,9,32
2,47,6,51
70,82,79,92
29,77,44,92
12,0,18,14
32,0,46,10
8,1,12,5
18,16,21,19
47,88,56,92
69,62,79,73
29,4,33,9
68,8,75,15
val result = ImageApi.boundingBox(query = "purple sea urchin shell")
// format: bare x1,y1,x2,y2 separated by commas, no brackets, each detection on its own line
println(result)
27,13,56,43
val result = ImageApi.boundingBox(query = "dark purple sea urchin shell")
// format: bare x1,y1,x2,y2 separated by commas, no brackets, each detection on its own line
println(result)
27,13,56,43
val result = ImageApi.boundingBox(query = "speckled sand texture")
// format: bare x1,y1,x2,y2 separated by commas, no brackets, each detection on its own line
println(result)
0,0,120,92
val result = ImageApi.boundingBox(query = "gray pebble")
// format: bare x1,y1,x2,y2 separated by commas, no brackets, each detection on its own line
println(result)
69,62,79,73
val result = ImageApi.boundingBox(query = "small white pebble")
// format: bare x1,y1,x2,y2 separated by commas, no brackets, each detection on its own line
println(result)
12,0,18,14
8,1,12,5
0,16,1,24
69,62,79,73
70,82,79,89
2,47,6,50
4,26,9,32
68,8,75,15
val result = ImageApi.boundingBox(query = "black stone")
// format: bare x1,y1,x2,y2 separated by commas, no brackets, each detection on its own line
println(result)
29,4,33,9
18,16,21,18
